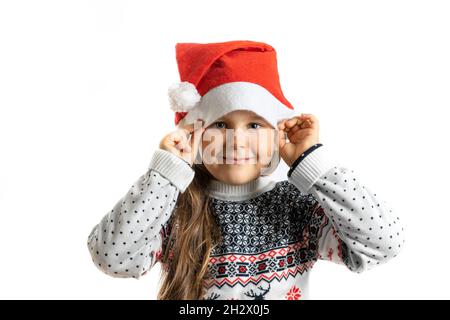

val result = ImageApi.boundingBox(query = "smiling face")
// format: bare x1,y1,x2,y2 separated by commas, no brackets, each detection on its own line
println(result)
200,110,279,185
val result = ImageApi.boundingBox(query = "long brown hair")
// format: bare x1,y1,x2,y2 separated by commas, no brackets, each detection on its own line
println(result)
157,163,222,300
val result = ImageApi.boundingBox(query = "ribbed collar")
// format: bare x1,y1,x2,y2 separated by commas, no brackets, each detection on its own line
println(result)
207,176,277,201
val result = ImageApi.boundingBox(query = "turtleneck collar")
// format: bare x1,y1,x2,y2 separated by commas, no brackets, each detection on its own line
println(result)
207,176,277,201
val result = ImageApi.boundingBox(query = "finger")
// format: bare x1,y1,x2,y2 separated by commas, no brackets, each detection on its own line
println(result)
288,121,303,135
298,113,318,124
174,142,183,151
288,125,315,142
278,129,288,150
300,119,313,129
299,117,318,130
291,115,317,132
174,138,188,151
168,131,184,144
293,121,316,138
182,122,195,135
173,132,189,150
291,119,312,132
180,133,190,151
189,119,204,145
191,126,206,155
163,144,180,155
284,117,299,132
287,118,312,137
181,119,204,143
277,120,287,131
182,117,204,132
178,143,191,153
288,114,315,130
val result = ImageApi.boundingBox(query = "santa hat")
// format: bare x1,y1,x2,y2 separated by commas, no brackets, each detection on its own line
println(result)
168,40,296,129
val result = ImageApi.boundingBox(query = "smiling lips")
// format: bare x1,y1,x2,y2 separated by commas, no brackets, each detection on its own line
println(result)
222,156,255,163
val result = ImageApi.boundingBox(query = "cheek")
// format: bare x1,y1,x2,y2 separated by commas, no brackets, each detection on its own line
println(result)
255,140,273,153
201,134,226,165
250,131,277,157
201,132,224,154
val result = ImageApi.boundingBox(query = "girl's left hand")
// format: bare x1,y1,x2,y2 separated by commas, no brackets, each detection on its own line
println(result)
277,113,320,167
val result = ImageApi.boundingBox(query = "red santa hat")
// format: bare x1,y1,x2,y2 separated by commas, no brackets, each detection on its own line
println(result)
168,40,297,129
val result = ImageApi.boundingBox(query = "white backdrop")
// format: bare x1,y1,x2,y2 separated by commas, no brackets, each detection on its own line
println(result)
0,0,449,299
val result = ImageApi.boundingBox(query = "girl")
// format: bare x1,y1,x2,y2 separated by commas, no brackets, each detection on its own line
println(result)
87,40,405,300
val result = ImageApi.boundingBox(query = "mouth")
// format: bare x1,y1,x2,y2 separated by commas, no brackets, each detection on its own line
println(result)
222,156,256,163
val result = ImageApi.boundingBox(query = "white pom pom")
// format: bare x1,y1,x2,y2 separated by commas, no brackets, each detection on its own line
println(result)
168,81,201,112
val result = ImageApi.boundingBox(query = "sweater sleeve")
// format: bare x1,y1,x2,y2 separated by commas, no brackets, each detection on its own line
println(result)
288,145,405,273
87,148,195,279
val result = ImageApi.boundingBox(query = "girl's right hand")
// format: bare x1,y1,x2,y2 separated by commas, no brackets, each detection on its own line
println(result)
159,120,205,166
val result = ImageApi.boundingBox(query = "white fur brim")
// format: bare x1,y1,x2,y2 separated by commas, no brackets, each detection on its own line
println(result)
175,81,296,129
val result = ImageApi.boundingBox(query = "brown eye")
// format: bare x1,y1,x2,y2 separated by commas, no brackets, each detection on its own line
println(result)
213,121,226,129
249,122,262,129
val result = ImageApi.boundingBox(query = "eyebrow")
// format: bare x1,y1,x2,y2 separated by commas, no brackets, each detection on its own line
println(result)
215,115,268,123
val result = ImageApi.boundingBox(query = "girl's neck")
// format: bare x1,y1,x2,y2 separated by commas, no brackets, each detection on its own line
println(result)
207,176,277,201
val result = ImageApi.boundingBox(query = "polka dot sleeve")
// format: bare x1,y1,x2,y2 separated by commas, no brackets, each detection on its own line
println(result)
288,146,406,273
87,149,195,279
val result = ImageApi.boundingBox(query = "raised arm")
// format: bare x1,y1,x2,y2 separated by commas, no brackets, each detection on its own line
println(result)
288,144,405,273
87,148,194,279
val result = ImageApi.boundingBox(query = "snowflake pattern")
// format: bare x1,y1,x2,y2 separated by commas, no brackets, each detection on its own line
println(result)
160,180,351,298
285,285,302,300
209,181,322,256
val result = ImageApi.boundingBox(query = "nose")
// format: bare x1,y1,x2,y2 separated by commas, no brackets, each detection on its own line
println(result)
223,128,256,160
229,127,252,151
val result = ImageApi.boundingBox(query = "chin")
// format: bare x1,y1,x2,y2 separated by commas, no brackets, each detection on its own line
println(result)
220,165,259,184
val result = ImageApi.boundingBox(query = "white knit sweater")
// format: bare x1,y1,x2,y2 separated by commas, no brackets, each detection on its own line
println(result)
87,145,405,300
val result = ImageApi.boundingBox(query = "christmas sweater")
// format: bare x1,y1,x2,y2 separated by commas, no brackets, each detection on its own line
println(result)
87,145,405,300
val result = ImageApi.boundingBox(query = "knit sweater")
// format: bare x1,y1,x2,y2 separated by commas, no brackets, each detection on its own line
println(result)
87,145,405,300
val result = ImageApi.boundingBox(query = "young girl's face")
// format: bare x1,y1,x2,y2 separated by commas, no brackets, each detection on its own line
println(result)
200,110,278,185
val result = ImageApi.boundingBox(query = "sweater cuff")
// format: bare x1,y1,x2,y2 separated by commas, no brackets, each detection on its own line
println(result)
148,149,195,193
288,145,336,194
287,143,323,178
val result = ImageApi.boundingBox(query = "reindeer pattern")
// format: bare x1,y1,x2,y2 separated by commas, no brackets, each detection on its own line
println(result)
204,283,273,300
243,283,271,300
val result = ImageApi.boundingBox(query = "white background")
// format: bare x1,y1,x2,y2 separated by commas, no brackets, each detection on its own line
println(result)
0,0,449,299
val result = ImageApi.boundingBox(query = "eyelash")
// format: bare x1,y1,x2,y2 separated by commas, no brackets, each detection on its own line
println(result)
212,122,262,129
